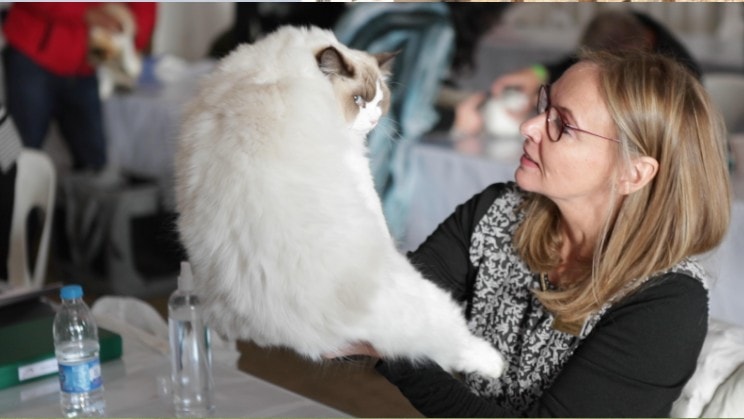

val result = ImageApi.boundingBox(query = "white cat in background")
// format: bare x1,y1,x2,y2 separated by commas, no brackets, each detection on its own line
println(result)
482,88,529,138
87,3,142,99
175,25,504,379
482,89,529,160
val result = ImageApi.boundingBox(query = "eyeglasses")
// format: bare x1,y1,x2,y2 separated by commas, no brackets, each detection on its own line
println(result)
537,84,620,143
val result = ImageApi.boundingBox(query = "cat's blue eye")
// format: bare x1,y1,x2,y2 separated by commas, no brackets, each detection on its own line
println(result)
353,95,364,106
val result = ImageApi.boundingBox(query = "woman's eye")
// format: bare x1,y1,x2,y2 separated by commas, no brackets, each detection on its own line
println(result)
554,114,571,135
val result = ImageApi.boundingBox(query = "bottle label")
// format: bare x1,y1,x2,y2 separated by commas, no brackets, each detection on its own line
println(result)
58,359,102,393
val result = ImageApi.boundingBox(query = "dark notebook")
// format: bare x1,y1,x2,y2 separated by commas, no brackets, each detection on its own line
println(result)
0,287,122,390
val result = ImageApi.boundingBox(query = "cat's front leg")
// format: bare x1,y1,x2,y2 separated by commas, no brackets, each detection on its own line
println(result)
453,336,506,379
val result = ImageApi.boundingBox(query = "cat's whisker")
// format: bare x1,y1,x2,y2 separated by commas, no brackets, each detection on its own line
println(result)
371,118,402,145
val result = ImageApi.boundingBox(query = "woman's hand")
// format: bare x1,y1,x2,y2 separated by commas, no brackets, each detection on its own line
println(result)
323,341,381,359
490,66,543,98
453,91,487,137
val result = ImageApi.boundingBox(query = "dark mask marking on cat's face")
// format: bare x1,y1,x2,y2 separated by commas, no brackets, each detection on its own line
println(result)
316,45,395,129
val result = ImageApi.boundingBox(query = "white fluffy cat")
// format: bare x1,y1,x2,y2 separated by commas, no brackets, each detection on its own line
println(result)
175,26,504,379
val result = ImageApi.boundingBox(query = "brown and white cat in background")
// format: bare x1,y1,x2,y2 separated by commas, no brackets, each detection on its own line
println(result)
87,3,142,98
175,25,504,379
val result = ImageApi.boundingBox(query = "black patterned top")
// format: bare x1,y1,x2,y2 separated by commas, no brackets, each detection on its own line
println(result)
377,182,709,417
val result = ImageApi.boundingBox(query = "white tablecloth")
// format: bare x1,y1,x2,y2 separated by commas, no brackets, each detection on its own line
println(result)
403,134,744,329
102,59,216,208
0,362,346,418
0,298,347,418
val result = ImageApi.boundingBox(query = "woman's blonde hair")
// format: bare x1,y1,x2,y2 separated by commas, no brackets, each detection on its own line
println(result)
515,49,732,325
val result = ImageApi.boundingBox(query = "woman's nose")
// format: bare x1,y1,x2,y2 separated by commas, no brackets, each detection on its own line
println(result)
520,113,545,143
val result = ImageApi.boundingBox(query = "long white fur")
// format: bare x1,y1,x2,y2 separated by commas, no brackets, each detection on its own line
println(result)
175,26,504,379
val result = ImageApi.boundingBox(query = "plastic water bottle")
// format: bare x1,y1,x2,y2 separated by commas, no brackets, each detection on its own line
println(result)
169,261,215,417
53,285,106,417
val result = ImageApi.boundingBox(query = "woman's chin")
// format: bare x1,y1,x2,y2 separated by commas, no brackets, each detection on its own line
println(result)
514,169,539,193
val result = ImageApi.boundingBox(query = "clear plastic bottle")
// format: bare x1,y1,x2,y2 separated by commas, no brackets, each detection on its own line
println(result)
53,285,106,418
169,261,215,417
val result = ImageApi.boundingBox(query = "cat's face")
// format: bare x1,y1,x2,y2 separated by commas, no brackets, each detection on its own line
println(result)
350,79,385,133
316,47,395,135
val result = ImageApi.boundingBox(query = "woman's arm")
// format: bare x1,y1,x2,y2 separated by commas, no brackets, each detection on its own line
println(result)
532,273,707,417
377,273,708,417
375,359,521,417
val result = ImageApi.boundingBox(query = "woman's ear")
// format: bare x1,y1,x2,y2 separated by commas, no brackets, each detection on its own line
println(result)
619,156,658,195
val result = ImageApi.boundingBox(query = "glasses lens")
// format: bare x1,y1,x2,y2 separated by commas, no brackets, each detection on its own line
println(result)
538,85,547,114
546,108,562,142
539,86,559,142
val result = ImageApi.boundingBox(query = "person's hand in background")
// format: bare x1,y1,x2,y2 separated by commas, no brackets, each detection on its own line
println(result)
490,65,546,100
85,4,123,32
453,91,488,137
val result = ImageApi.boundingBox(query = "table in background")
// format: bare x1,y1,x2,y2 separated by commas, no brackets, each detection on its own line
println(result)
403,132,744,329
402,132,520,253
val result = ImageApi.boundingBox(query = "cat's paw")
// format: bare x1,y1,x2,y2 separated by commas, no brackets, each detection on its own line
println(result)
456,338,505,379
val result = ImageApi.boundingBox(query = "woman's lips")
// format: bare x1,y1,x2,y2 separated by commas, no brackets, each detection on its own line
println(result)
520,149,539,168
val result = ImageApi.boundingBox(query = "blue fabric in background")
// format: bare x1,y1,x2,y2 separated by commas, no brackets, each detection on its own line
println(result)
334,3,455,245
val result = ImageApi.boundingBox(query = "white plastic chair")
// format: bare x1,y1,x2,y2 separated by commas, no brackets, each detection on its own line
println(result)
6,149,56,290
703,73,744,133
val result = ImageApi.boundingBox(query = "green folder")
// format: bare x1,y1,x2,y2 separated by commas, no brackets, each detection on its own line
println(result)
0,315,122,390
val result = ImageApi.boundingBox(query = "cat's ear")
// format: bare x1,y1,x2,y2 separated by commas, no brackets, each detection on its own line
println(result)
316,46,354,78
374,50,399,75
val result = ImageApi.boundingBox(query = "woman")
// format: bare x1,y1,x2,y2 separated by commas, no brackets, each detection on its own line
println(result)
338,49,731,417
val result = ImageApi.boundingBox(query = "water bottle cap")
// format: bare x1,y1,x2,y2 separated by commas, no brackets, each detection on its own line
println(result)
60,285,83,300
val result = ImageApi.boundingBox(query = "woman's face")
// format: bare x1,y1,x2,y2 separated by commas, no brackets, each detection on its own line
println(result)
515,62,620,209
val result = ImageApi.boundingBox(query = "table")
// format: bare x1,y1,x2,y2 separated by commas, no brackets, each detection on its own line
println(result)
102,59,216,209
0,307,347,418
403,133,744,329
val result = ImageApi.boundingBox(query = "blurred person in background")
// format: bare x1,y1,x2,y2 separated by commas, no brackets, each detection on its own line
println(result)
1,3,156,171
453,9,701,139
209,3,348,59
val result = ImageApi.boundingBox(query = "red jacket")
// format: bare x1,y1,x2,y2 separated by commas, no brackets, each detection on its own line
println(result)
2,2,157,76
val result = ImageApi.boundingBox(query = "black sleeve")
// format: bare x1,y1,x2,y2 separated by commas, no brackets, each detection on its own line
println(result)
376,273,708,418
406,182,510,303
376,359,523,417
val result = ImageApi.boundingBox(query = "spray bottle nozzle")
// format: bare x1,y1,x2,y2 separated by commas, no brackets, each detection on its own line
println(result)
178,261,194,291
